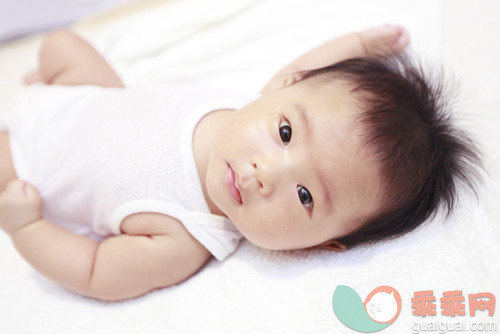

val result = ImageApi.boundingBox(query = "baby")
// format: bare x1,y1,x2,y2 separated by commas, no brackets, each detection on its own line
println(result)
0,25,480,301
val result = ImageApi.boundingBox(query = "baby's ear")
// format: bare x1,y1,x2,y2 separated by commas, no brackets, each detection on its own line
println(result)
316,240,347,252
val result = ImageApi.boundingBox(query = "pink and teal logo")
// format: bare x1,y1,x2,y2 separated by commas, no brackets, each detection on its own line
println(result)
333,285,402,332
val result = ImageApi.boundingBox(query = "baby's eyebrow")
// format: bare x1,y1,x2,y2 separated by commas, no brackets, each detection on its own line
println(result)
317,170,334,215
293,103,334,216
293,103,311,138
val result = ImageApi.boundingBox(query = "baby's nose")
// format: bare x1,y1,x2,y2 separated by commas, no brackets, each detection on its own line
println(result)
251,154,290,197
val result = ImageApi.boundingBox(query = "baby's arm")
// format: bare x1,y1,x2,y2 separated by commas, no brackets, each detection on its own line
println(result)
0,180,210,301
261,25,409,93
25,30,124,88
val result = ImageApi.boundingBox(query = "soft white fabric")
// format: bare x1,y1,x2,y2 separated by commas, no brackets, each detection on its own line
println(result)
1,83,246,260
0,0,499,333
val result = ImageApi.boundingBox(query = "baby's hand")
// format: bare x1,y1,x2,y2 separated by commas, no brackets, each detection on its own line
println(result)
359,25,410,56
0,180,42,236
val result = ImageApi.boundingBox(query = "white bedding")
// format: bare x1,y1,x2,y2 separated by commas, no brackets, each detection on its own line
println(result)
0,0,499,333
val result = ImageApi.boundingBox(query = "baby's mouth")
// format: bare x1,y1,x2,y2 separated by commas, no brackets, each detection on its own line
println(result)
226,164,242,204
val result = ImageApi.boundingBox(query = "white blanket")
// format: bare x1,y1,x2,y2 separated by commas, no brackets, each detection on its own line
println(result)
1,0,499,333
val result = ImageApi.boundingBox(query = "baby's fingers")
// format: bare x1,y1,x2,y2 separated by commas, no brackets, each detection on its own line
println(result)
21,181,41,201
2,180,41,204
4,179,27,197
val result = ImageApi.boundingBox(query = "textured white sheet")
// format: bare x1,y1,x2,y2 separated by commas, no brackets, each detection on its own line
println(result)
0,0,499,333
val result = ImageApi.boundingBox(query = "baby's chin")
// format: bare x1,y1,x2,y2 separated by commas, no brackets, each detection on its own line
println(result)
233,226,288,250
246,233,318,251
239,232,278,250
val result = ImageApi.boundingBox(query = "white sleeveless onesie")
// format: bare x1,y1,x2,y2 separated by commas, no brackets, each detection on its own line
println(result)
0,84,251,260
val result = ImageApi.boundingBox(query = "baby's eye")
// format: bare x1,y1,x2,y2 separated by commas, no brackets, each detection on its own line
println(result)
297,185,314,211
279,118,292,145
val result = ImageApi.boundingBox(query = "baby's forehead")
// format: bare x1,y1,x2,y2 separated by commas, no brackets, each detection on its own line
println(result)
295,84,384,221
297,76,363,109
299,72,356,92
296,80,366,130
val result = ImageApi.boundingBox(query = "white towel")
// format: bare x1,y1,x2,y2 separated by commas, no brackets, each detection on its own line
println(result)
1,0,499,333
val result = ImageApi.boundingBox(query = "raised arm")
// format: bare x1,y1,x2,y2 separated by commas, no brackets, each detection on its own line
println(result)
260,25,409,94
0,180,210,301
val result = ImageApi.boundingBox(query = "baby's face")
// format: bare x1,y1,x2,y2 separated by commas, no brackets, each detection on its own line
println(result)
205,81,383,250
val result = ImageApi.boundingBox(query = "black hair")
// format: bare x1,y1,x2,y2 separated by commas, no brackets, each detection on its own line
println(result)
299,55,482,248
